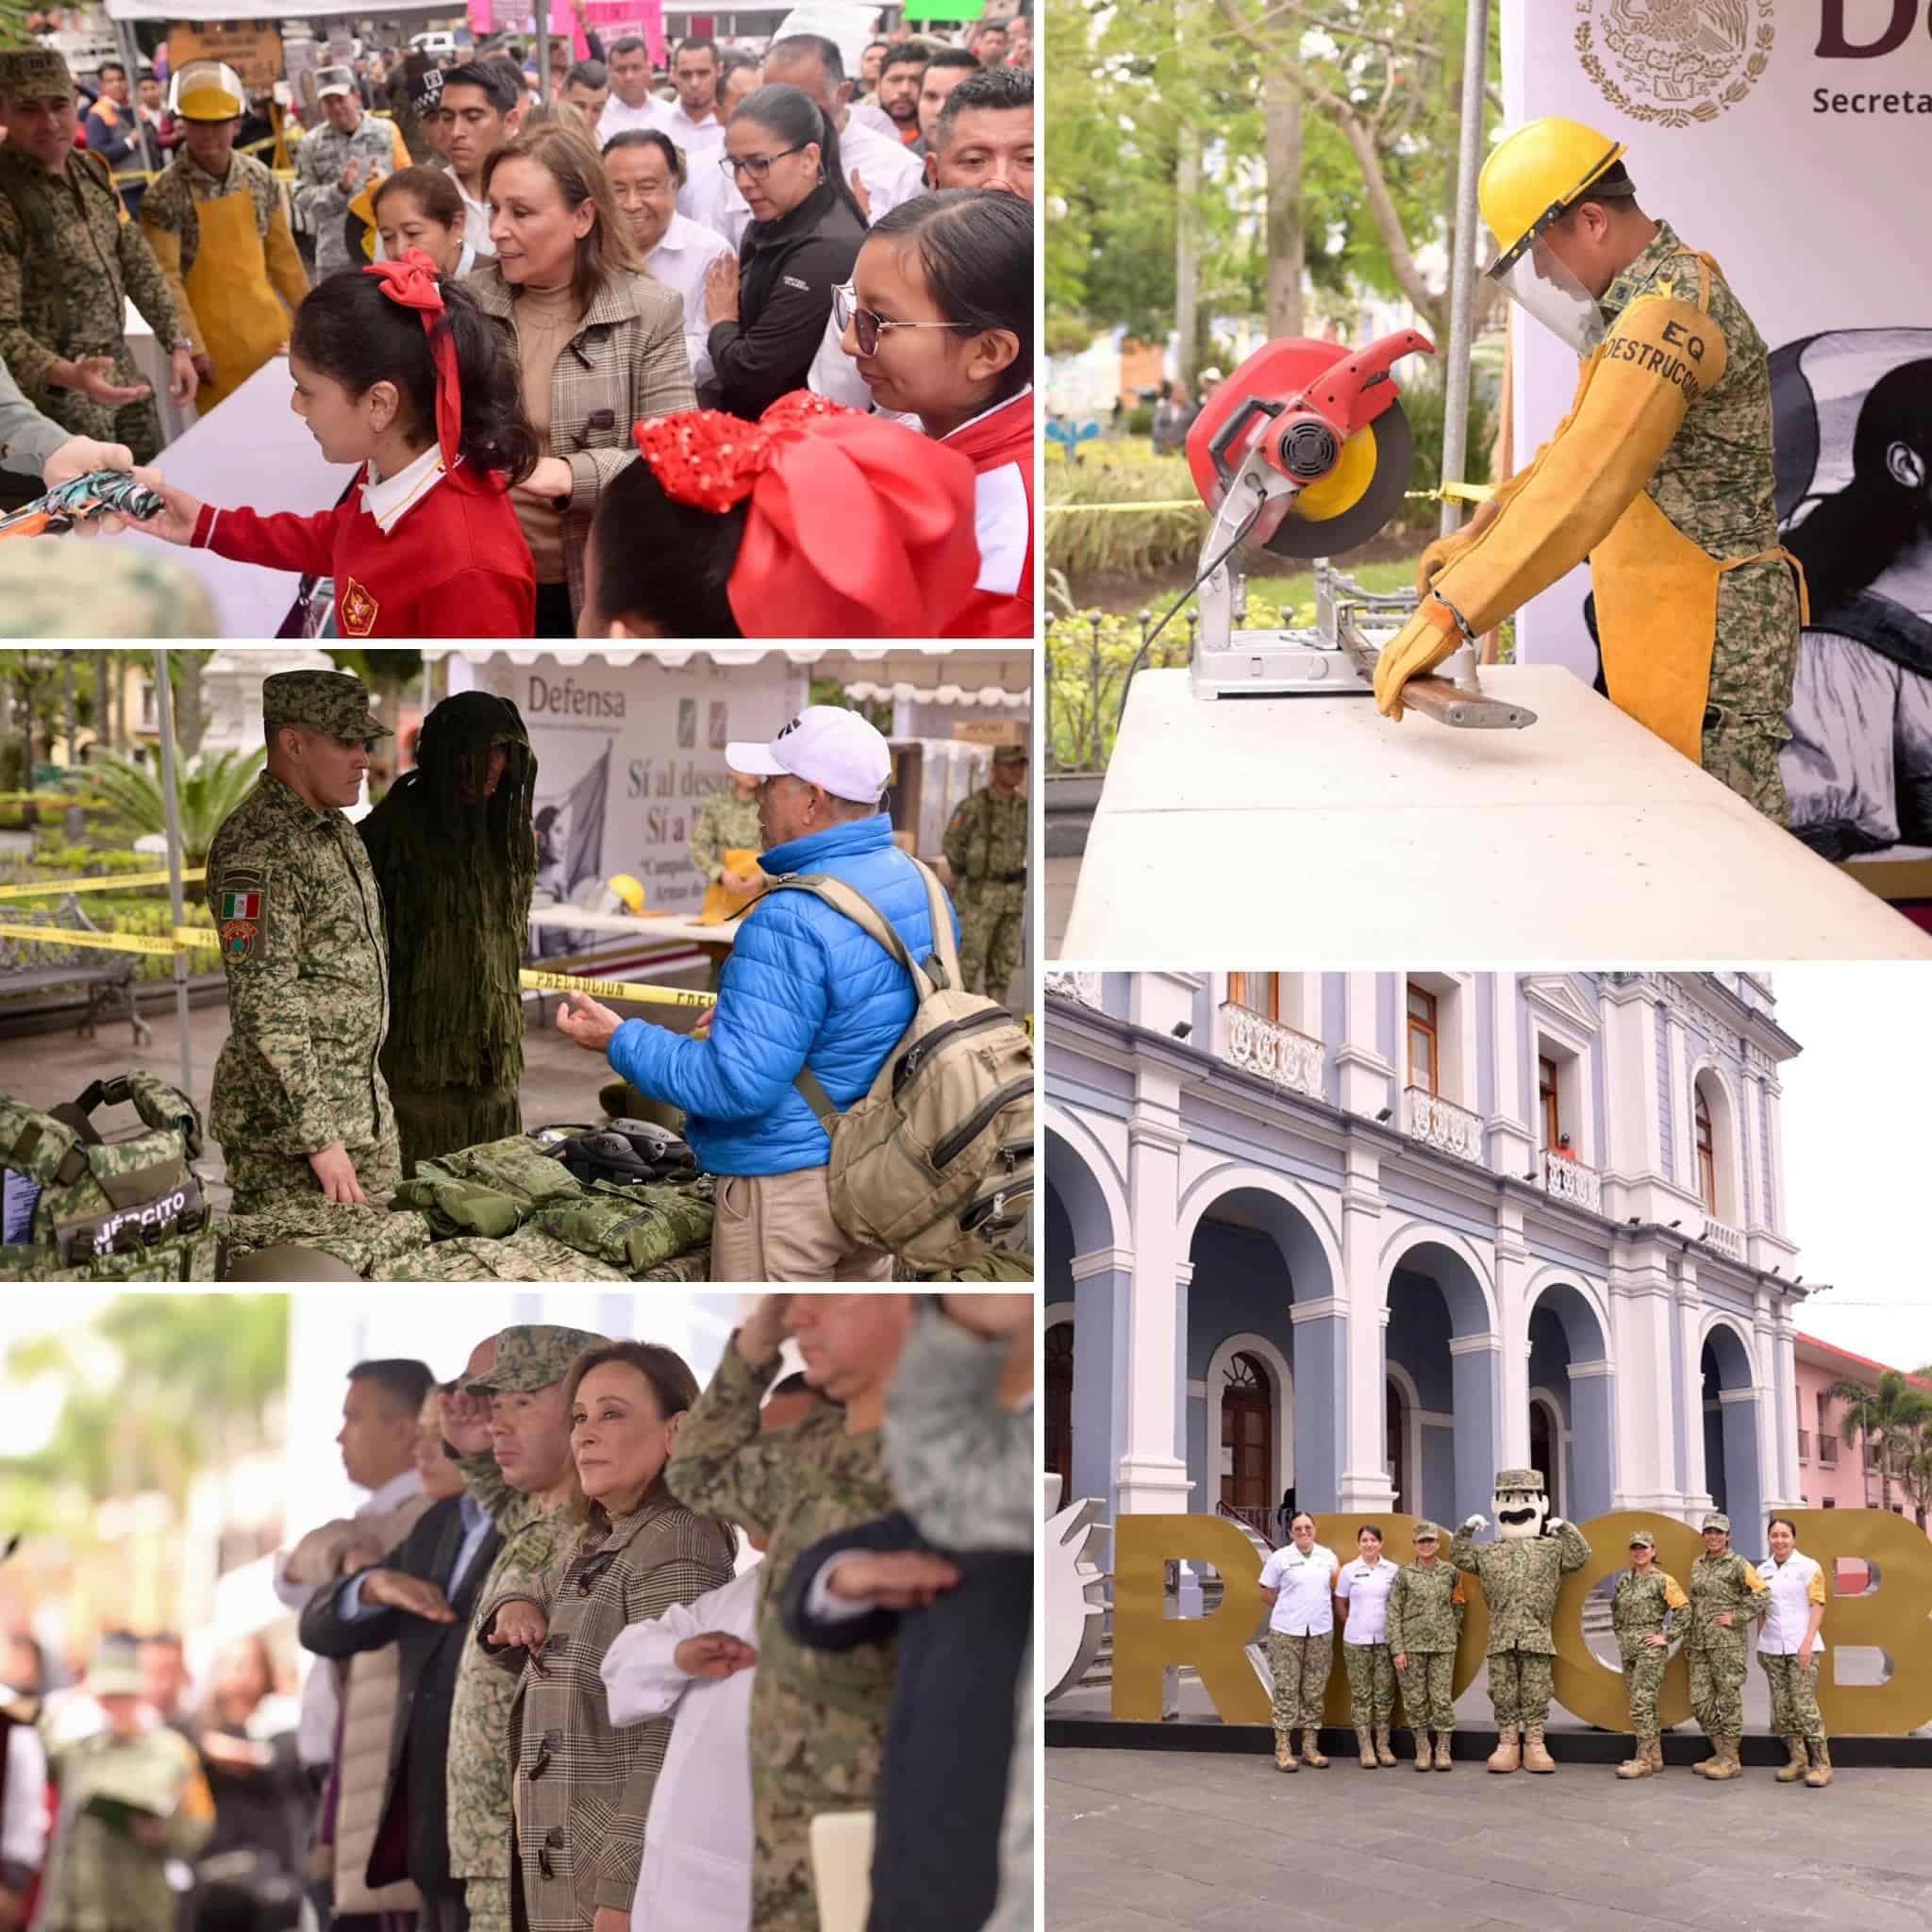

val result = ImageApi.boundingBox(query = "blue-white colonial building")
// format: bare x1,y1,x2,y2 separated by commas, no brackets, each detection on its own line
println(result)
1043,973,1808,1559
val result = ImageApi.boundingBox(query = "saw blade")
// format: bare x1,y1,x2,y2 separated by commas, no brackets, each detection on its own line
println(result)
1262,398,1415,560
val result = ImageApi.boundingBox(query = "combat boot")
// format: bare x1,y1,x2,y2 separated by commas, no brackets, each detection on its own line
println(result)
1356,1726,1377,1767
1690,1739,1720,1776
1433,1731,1454,1771
1374,1724,1396,1767
1487,1724,1521,1773
1274,1728,1297,1773
1300,1729,1328,1768
1774,1736,1807,1782
1804,1740,1834,1788
1615,1738,1646,1778
1644,1737,1665,1775
1704,1737,1742,1781
1411,1729,1431,1774
1522,1723,1557,1774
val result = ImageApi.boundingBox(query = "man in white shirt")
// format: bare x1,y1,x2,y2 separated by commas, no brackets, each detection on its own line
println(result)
650,37,726,164
438,61,523,258
272,1357,433,1912
597,36,660,142
763,33,923,220
1257,1513,1340,1771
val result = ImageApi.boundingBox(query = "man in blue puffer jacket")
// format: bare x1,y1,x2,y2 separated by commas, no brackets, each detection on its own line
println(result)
555,705,958,1281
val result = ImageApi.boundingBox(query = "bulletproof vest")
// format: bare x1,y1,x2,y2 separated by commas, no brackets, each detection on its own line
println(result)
0,1073,222,1282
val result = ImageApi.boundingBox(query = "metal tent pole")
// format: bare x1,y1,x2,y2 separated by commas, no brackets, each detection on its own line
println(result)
1438,0,1491,539
151,650,192,1094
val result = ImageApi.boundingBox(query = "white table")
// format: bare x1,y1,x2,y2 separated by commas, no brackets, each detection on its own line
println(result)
1059,666,1932,962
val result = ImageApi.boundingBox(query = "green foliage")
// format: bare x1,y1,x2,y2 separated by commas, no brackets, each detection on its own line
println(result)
86,746,265,864
1046,450,1207,580
18,840,158,880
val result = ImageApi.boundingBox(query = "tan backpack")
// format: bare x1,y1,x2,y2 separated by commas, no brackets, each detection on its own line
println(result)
770,859,1033,1272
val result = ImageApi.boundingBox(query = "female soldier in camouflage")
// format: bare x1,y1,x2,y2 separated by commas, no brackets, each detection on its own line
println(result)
1756,1517,1833,1788
1388,1522,1465,1773
1685,1511,1770,1782
1336,1524,1400,1767
1611,1529,1689,1779
1257,1511,1339,1772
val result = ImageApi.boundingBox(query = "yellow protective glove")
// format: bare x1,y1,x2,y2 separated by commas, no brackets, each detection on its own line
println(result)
1373,596,1466,720
1414,495,1506,594
1426,292,1729,636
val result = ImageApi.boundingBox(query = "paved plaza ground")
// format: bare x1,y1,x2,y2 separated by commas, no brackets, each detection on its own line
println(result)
1048,1744,1932,1930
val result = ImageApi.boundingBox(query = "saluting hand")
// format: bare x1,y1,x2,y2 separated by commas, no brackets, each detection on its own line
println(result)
441,1383,495,1457
363,1570,458,1623
674,1632,758,1679
826,1550,962,1610
490,1600,549,1654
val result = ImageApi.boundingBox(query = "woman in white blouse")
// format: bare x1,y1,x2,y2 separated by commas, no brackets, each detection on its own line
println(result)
1336,1524,1401,1767
1257,1511,1340,1773
604,130,737,399
1756,1517,1833,1788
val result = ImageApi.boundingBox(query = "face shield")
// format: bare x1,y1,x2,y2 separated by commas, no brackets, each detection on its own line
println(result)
1491,233,1605,358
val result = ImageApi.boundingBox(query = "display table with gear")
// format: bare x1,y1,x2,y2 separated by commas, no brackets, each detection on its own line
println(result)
1061,662,1932,960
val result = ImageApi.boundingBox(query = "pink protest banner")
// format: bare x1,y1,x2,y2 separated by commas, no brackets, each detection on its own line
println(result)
465,0,663,65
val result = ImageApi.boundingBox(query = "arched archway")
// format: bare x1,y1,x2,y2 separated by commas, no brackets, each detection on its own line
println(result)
1380,1234,1501,1527
1044,1310,1074,1503
1524,1274,1616,1521
1690,1066,1743,1226
1185,1182,1334,1513
1701,1315,1765,1553
1205,1331,1293,1538
1044,1120,1128,1528
1526,1390,1565,1517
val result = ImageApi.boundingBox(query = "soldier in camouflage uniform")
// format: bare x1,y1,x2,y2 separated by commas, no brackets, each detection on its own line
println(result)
688,769,765,992
0,47,197,462
206,670,400,1214
1684,1510,1769,1783
1610,1528,1689,1780
1387,1521,1465,1774
1449,1468,1590,1775
941,744,1026,1005
292,68,397,278
666,1293,908,1932
442,1324,607,1932
39,1639,215,1932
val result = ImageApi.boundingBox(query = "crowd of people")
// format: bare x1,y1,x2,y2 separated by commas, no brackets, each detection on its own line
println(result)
0,1292,1036,1932
197,669,1029,1283
0,17,1035,638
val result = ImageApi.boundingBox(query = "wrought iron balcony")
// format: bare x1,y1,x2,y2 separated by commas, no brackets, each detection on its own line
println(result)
1700,1216,1744,1261
1220,1002,1324,1099
1405,1085,1484,1163
1541,1146,1602,1212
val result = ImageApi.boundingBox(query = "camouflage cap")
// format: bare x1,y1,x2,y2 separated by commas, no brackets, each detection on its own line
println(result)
84,1635,142,1698
0,47,75,103
1628,1529,1657,1550
468,1323,607,1394
262,670,391,741
1702,1512,1731,1534
1412,1522,1442,1543
1494,1468,1544,1491
991,742,1027,765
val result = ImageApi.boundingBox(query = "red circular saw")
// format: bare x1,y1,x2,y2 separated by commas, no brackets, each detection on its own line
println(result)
1185,330,1435,558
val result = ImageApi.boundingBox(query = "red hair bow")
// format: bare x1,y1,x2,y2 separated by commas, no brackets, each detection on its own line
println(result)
631,391,980,638
365,248,461,469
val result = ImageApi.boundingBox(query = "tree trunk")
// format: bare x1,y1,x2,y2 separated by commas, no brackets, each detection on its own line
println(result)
1329,102,1446,334
1175,125,1200,390
1264,68,1304,338
62,653,76,768
173,654,208,761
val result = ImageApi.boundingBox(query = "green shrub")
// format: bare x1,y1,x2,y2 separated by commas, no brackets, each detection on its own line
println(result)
1046,451,1207,581
1124,405,1154,437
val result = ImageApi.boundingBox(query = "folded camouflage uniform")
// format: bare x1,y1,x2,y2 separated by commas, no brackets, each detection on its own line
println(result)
384,1229,627,1282
531,1177,714,1274
225,1203,438,1277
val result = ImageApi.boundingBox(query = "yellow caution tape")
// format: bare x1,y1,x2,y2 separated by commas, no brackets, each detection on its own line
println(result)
0,920,215,958
1044,483,1495,515
521,969,717,1010
0,868,207,901
0,791,113,806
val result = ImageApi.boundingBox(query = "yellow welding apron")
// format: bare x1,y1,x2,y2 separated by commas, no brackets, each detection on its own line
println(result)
697,849,764,924
1588,252,1807,764
186,188,289,412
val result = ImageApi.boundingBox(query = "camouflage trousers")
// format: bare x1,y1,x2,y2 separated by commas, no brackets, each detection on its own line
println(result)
1703,714,1790,825
223,1129,401,1215
1759,1652,1824,1741
1620,1637,1668,1734
1342,1641,1396,1725
1487,1648,1555,1726
1689,1645,1747,1739
956,885,1024,1005
754,1798,831,1932
462,1876,510,1932
1401,1650,1456,1730
41,341,164,464
1265,1630,1331,1731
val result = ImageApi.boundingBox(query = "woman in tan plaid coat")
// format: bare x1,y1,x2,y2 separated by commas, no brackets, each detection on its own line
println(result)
478,1341,736,1932
468,124,697,637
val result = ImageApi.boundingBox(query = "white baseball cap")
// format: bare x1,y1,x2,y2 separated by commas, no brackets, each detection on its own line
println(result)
726,706,891,806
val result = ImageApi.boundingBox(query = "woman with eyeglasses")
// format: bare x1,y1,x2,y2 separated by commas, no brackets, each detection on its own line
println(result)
704,83,867,418
837,189,1034,637
477,1341,736,1932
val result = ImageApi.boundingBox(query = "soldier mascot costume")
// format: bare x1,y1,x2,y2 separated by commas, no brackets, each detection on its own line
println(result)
1450,1469,1590,1774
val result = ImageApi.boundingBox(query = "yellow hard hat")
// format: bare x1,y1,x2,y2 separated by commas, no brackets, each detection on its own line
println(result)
172,59,245,122
1478,117,1628,276
608,874,645,914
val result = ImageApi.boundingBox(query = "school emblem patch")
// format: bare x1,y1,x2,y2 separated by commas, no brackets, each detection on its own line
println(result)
341,575,379,637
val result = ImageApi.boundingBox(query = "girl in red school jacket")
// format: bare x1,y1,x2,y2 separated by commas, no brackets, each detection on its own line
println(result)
834,188,1034,640
134,250,539,637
